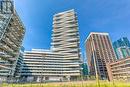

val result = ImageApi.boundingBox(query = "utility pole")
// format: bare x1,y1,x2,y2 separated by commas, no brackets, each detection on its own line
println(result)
92,36,100,87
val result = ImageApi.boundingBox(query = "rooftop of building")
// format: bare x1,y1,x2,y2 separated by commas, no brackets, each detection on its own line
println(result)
108,56,130,65
53,9,75,17
85,32,109,43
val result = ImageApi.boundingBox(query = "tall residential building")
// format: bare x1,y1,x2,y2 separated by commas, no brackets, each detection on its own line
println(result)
52,9,80,54
0,1,25,81
0,13,25,81
21,9,81,82
113,37,130,59
52,9,81,79
85,32,116,80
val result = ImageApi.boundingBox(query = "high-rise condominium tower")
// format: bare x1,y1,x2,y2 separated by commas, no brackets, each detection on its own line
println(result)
85,32,116,80
21,9,81,82
0,6,25,81
52,9,81,80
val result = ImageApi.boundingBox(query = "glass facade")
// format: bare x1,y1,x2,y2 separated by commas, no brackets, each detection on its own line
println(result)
113,37,130,59
82,63,88,76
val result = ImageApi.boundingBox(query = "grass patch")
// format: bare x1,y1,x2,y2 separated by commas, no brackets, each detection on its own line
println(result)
2,81,130,87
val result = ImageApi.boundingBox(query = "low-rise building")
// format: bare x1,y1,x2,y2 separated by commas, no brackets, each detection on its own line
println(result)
21,49,81,82
106,57,130,81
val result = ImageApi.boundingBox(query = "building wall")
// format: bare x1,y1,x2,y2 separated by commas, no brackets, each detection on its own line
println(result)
85,32,116,80
13,46,25,82
52,9,82,79
106,57,130,81
21,49,81,82
0,12,25,81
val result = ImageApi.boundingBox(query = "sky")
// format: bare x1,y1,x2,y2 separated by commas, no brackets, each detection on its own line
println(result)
15,0,130,61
